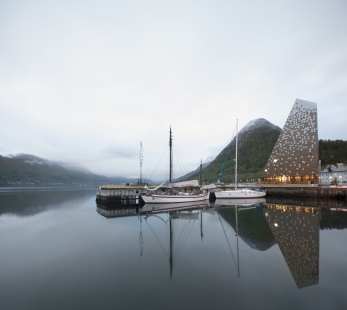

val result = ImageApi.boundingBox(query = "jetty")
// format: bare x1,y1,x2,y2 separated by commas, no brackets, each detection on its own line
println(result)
96,183,347,205
260,184,347,200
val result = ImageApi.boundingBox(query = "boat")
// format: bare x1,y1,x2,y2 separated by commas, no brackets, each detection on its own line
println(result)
215,120,266,199
141,127,213,204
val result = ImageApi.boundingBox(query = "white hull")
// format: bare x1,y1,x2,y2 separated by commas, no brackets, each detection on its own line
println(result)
215,189,266,199
141,192,210,204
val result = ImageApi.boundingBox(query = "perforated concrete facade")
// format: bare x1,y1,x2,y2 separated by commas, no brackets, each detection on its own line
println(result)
263,99,319,183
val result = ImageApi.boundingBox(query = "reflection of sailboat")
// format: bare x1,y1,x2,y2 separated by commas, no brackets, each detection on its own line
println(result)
142,203,202,279
214,205,243,277
207,199,267,277
215,120,266,199
264,204,320,289
141,201,209,213
215,198,266,207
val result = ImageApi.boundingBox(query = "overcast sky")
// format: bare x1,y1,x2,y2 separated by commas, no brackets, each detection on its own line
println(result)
1,0,346,180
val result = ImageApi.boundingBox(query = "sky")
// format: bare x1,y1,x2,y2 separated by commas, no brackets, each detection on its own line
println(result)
1,0,346,180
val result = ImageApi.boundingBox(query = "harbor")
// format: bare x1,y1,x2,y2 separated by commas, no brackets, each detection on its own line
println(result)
96,183,347,205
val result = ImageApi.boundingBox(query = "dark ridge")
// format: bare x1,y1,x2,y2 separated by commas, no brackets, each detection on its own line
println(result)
183,118,281,183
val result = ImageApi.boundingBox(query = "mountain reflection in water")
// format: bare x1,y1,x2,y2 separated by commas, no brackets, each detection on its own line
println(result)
2,190,347,310
96,199,347,290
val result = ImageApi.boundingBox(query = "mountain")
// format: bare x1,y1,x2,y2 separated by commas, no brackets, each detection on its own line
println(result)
0,154,136,186
175,156,216,182
183,118,282,183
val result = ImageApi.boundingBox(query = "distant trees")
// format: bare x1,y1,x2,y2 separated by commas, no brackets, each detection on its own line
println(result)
319,139,347,166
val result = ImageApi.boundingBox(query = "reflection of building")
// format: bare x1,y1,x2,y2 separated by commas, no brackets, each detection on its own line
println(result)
264,204,320,288
263,99,319,183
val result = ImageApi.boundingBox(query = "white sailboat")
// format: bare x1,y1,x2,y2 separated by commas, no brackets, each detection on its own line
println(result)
141,127,211,204
215,120,266,199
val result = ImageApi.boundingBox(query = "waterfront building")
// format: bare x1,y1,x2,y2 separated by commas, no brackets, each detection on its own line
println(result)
263,99,319,183
320,163,347,184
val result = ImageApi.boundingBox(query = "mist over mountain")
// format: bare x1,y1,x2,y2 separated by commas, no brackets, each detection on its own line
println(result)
3,118,346,187
0,154,138,186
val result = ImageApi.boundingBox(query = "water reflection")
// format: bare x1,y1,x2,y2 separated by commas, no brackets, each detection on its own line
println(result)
0,188,95,217
264,204,320,289
216,200,276,251
2,190,347,309
96,203,140,218
95,199,346,289
143,204,202,279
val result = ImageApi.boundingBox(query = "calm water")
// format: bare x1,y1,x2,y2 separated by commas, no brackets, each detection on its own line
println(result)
1,188,347,310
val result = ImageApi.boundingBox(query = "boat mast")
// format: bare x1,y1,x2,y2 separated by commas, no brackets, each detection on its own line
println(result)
199,158,202,185
235,119,238,190
139,141,143,183
169,126,173,184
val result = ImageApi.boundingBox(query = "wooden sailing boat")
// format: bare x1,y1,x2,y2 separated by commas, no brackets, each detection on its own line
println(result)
215,120,266,199
141,126,211,204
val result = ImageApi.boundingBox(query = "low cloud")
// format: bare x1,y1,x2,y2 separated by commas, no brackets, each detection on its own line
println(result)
102,146,138,159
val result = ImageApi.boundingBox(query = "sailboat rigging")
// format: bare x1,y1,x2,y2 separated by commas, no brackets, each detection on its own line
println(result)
215,120,266,199
141,126,214,204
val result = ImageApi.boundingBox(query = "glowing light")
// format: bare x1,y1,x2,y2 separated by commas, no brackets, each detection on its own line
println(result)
274,223,279,227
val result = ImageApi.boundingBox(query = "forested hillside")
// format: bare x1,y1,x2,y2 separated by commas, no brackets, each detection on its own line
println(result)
319,139,347,166
185,119,281,183
0,154,134,186
182,120,347,184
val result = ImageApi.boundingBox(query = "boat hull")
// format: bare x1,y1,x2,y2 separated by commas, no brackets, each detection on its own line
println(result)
215,190,266,199
141,192,210,204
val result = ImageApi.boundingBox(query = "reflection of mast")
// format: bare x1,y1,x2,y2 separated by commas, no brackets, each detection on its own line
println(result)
139,215,144,257
170,216,173,279
218,205,240,277
200,209,204,241
236,206,240,277
143,207,199,280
